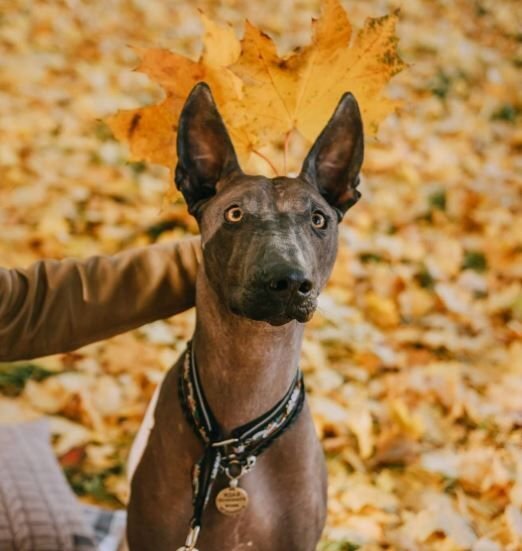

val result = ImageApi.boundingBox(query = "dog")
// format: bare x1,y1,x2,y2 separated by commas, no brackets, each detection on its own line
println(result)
126,81,363,551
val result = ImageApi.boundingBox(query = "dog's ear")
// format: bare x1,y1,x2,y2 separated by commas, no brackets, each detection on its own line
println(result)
175,82,241,215
300,92,364,219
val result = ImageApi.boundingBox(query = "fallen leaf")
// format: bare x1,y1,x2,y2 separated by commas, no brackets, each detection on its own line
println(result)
505,505,522,546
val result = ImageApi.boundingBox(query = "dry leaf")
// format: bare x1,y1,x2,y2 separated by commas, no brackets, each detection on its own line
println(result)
505,505,522,546
233,0,405,142
106,13,246,168
401,492,477,548
107,0,404,173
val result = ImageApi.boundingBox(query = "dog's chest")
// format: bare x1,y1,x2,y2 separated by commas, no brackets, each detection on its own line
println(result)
127,355,327,551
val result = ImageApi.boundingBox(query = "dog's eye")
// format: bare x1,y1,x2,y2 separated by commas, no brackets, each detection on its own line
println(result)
311,211,327,229
224,206,244,223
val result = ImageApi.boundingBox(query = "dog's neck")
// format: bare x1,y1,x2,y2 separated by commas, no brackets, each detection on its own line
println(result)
192,268,304,432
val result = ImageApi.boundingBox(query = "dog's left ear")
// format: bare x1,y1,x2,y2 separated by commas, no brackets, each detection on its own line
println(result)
300,93,364,219
175,82,241,215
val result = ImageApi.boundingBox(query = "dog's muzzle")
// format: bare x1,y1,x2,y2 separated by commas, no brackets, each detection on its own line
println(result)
230,287,318,326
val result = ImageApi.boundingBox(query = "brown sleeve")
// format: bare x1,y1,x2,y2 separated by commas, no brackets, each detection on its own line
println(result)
0,237,201,362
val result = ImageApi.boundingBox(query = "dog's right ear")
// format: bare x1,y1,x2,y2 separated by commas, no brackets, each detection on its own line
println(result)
175,82,241,215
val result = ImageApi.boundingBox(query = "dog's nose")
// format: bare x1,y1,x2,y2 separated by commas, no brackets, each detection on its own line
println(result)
266,268,313,297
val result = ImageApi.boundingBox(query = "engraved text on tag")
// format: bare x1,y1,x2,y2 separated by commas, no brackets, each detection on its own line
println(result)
215,486,249,515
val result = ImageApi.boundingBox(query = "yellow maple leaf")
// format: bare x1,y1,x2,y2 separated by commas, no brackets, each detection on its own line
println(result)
106,13,249,169
107,0,405,174
232,0,406,142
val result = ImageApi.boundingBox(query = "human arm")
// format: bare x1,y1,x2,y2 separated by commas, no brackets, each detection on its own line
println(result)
0,237,201,361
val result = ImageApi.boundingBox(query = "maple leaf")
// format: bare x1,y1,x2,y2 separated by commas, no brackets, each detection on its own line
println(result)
232,0,406,142
107,0,405,173
106,13,250,168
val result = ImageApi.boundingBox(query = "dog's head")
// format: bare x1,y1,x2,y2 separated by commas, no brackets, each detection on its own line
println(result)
175,83,363,326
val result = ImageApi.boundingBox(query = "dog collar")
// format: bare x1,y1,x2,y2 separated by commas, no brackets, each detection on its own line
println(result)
176,341,305,551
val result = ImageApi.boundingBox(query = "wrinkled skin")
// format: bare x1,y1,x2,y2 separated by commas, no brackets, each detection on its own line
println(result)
128,82,363,551
201,174,338,325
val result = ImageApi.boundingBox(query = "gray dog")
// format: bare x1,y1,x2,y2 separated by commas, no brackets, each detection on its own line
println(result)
127,82,363,551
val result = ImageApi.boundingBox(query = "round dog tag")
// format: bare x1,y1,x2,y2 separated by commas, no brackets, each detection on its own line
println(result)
215,486,249,515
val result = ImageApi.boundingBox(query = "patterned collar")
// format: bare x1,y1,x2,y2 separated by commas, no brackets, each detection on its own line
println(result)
176,341,305,550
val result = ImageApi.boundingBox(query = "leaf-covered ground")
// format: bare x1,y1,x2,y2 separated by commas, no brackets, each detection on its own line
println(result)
1,1,521,549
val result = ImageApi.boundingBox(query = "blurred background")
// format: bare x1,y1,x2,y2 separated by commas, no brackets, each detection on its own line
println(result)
0,0,521,549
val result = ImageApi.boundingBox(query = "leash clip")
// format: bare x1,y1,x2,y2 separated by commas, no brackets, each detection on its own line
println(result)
224,455,257,487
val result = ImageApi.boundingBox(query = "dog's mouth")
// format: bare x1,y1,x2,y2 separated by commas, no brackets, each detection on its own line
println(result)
229,292,318,326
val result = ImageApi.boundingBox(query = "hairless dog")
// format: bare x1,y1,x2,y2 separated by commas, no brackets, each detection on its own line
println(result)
127,82,364,551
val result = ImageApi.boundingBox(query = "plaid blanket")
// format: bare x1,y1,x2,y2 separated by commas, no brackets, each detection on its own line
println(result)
0,420,128,551
81,506,126,551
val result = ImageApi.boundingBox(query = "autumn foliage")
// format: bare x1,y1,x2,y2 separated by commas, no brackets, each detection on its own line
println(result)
2,0,522,549
107,0,405,174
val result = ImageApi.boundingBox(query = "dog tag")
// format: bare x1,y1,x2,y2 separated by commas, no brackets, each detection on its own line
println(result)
215,486,249,515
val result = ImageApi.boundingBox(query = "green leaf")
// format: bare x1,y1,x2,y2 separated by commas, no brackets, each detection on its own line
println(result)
462,250,487,272
428,189,446,211
360,252,384,263
65,466,124,507
491,103,519,123
0,363,55,397
318,542,360,551
416,266,435,289
430,70,452,99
